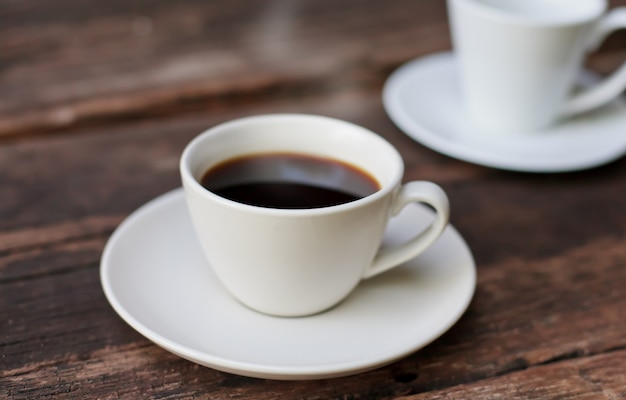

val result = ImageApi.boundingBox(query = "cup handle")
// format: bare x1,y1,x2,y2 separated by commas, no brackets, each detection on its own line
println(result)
562,8,626,117
362,181,450,279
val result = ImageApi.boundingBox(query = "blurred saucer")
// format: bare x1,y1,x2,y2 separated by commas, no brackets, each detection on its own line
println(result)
383,51,626,172
100,188,476,380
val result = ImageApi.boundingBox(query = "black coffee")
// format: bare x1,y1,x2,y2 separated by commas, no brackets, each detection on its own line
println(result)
200,153,380,209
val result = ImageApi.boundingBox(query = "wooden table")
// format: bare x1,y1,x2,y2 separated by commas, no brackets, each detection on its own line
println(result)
2,0,626,398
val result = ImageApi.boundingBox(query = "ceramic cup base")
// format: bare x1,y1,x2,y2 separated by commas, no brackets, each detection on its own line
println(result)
100,189,476,380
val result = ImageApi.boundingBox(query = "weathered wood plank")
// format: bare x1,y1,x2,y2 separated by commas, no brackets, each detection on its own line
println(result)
0,216,121,254
2,0,626,398
0,83,488,235
1,222,625,398
401,349,626,400
444,167,626,266
1,0,624,137
1,79,625,254
0,0,449,136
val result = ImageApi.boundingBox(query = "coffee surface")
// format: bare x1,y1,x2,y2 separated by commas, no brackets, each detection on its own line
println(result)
200,153,380,209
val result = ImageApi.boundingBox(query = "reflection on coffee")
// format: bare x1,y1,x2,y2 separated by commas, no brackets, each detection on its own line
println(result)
200,153,380,209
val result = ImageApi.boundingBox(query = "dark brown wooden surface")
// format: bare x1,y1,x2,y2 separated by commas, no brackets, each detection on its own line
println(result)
2,0,626,399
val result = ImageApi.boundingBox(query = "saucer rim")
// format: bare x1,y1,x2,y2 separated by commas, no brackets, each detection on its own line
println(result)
100,188,476,380
383,51,626,173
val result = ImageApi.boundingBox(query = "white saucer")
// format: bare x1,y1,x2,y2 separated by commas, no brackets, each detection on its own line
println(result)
383,52,626,173
100,189,476,380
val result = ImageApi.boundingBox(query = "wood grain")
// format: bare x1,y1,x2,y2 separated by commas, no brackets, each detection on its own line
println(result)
2,0,626,398
2,0,625,137
0,0,449,136
2,214,625,399
2,86,626,398
401,349,626,400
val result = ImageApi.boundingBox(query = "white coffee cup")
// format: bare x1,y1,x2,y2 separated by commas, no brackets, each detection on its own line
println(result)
180,114,449,317
447,0,626,133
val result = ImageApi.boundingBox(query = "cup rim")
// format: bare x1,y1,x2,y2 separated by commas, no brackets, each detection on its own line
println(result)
180,113,404,216
449,0,606,26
